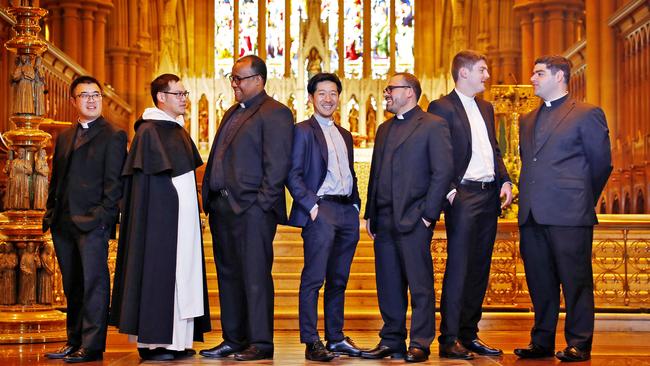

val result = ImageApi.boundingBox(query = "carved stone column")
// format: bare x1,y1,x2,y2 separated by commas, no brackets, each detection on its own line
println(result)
60,2,80,63
93,7,110,82
80,5,96,73
0,1,65,343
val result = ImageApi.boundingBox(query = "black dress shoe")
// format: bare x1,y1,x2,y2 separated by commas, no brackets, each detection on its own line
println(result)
138,348,175,361
556,346,590,362
305,341,335,362
234,345,273,361
172,348,196,359
45,344,79,359
326,336,363,357
405,347,429,363
514,343,555,359
200,343,240,358
63,348,103,363
360,344,405,359
439,340,474,360
461,338,503,356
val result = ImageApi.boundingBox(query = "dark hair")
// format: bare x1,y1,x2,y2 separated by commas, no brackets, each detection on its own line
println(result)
236,55,267,85
70,75,102,96
534,55,572,84
393,72,422,101
150,73,180,106
307,72,342,95
451,50,487,82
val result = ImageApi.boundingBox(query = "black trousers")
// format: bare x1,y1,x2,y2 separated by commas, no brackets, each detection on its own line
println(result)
298,200,359,343
51,218,110,352
520,213,594,350
439,185,498,344
373,208,435,352
209,196,277,352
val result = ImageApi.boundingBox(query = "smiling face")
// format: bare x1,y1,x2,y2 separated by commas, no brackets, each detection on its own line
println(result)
384,75,413,115
309,80,339,119
230,59,264,103
70,82,103,123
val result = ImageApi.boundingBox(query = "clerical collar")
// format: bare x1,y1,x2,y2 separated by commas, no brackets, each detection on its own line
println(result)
544,93,569,108
77,118,98,129
455,88,476,103
314,114,334,126
396,105,420,120
240,90,267,109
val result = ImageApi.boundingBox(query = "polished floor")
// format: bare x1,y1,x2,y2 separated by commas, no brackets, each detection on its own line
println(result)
2,328,650,365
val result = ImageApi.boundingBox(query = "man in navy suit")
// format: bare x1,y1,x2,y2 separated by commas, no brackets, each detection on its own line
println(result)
287,73,363,362
427,50,512,360
514,55,612,362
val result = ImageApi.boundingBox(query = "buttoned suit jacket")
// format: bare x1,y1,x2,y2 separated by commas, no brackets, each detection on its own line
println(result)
364,106,453,233
287,116,361,228
201,91,294,223
518,97,612,226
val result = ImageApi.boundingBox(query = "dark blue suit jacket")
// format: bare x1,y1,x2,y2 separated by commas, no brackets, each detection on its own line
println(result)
287,116,361,228
518,97,612,226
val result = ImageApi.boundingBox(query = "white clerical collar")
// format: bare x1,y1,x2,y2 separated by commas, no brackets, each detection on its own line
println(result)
314,114,334,126
239,103,246,108
455,88,476,103
544,92,569,107
142,107,185,127
77,119,96,129
396,114,404,120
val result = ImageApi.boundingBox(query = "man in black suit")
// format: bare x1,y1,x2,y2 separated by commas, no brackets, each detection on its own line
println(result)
427,50,512,360
514,55,612,362
200,55,294,361
287,73,363,362
361,73,453,363
44,76,127,363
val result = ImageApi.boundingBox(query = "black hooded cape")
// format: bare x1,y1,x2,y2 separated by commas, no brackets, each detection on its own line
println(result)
109,119,211,344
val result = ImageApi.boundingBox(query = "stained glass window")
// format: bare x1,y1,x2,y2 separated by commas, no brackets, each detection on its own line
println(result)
266,0,285,78
371,0,390,78
395,0,414,73
239,0,258,57
321,0,339,74
343,0,363,78
215,0,235,76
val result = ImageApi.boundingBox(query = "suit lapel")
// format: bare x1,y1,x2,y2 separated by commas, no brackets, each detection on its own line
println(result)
534,99,576,154
477,99,496,143
214,104,239,141
335,123,354,166
372,120,390,179
394,112,423,149
449,90,473,146
223,97,265,147
75,118,106,150
308,117,328,166
522,107,539,156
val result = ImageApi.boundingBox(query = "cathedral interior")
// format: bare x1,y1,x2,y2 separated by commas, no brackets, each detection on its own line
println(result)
0,0,649,361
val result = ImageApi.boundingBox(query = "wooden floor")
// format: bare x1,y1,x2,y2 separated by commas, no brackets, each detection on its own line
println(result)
2,328,650,365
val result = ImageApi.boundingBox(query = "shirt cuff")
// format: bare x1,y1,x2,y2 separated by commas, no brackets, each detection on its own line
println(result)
446,189,457,199
353,204,360,212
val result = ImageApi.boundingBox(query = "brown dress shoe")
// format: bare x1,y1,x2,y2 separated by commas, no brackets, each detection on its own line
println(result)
63,348,103,363
555,346,590,362
305,341,335,362
405,347,429,362
439,340,474,360
234,345,273,361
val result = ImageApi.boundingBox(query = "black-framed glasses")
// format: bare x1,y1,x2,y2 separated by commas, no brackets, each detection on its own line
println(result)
162,91,190,99
75,92,103,101
228,73,260,85
383,85,411,94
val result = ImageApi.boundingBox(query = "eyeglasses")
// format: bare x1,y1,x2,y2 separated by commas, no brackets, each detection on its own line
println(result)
75,92,103,101
228,73,260,85
161,91,190,99
383,85,411,94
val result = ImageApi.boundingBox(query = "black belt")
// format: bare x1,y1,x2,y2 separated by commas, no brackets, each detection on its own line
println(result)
459,179,496,190
318,195,353,204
